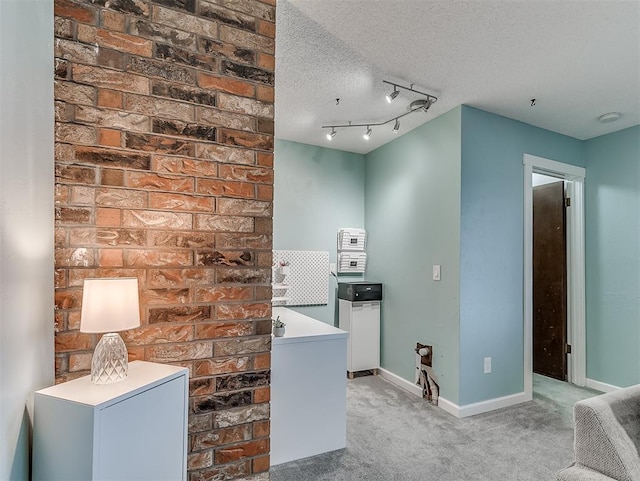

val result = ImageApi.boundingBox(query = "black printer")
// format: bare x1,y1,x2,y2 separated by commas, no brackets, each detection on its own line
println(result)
337,282,383,302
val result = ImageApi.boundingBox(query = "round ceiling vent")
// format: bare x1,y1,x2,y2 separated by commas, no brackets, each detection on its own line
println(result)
598,112,621,123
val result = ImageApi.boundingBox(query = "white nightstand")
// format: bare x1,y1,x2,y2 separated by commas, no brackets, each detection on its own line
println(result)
33,360,189,481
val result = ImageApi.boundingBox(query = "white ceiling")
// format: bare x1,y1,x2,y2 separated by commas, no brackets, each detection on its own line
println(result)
275,0,640,154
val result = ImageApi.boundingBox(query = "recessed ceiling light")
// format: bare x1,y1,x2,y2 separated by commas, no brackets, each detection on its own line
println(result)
598,112,621,123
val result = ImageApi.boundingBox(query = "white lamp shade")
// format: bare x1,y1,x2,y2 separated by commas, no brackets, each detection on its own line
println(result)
80,278,141,333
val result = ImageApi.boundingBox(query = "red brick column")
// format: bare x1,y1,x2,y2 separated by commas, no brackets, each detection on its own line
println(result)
53,1,274,479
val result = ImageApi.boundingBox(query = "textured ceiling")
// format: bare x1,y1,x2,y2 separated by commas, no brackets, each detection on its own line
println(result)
275,0,640,154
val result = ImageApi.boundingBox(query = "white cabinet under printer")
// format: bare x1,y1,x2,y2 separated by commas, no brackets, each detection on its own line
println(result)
338,282,383,374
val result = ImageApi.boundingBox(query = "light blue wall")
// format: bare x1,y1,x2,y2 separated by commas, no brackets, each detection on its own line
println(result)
274,107,638,407
365,107,462,403
273,139,365,325
584,126,640,388
459,106,584,405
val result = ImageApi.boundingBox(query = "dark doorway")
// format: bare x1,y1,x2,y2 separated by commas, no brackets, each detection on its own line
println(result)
533,181,567,381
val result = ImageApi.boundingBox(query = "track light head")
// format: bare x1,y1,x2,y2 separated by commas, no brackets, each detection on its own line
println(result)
386,87,400,103
326,128,337,141
409,98,434,112
363,126,372,140
392,119,400,133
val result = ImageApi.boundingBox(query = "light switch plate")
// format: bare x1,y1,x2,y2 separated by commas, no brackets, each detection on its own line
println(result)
432,265,441,281
484,357,492,374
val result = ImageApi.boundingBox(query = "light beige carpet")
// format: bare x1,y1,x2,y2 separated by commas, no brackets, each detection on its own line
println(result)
271,374,600,481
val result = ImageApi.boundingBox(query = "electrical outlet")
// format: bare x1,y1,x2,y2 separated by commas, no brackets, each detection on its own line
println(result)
484,357,491,374
329,263,337,276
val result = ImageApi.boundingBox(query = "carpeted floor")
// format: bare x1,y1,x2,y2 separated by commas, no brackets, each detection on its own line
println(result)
270,374,600,481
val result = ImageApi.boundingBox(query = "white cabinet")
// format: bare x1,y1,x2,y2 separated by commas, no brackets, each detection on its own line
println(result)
33,361,188,481
339,299,380,373
271,307,348,465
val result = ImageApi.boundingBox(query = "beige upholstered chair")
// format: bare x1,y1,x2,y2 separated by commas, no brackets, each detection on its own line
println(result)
556,385,640,481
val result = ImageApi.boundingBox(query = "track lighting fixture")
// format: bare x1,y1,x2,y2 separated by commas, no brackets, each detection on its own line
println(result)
322,79,437,142
386,86,399,103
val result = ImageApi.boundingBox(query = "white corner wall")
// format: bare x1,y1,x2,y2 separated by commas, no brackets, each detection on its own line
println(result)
1,1,55,479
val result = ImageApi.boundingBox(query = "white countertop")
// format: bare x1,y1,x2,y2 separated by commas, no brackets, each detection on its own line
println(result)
35,361,188,407
272,307,348,345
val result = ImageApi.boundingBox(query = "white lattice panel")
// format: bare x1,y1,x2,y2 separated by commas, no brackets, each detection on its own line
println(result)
272,250,329,306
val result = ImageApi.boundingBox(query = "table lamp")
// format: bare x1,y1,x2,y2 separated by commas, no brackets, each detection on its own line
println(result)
80,277,141,384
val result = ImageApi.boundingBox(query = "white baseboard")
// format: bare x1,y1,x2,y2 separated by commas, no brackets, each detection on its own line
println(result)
586,378,621,393
438,391,530,418
378,367,423,397
457,391,530,418
377,369,462,418
377,368,530,418
437,397,460,417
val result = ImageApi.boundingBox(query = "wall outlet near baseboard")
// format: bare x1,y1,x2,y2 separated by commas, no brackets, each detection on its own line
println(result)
484,357,492,374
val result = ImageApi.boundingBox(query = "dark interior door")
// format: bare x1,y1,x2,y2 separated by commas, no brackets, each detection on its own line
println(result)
533,181,567,381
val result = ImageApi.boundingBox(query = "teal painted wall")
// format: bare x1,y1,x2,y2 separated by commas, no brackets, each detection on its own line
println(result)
584,126,640,388
365,107,462,404
459,106,584,405
273,139,365,325
274,107,638,408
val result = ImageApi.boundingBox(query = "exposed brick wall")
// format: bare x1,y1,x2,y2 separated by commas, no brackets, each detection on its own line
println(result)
53,1,274,479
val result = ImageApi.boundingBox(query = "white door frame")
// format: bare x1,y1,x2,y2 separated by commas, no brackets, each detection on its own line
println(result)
523,154,586,400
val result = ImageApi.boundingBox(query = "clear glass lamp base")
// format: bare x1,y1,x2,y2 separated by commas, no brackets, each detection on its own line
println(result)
91,332,129,384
